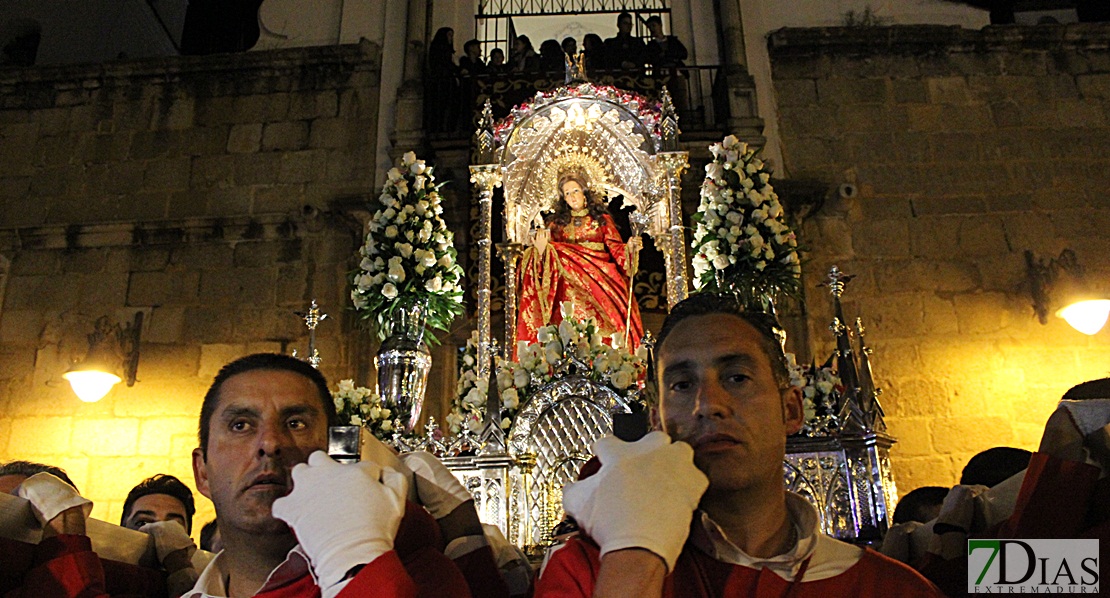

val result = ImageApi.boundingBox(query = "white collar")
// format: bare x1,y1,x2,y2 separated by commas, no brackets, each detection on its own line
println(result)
692,491,864,582
184,544,317,598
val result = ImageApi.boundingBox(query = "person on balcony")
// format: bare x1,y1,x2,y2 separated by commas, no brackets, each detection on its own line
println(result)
582,34,606,76
510,35,539,73
426,27,459,132
516,170,644,353
603,12,646,70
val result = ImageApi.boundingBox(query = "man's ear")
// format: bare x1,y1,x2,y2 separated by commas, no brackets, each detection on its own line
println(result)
781,386,805,435
649,404,664,432
192,448,211,500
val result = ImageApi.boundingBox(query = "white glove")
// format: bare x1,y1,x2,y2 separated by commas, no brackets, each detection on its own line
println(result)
140,520,197,563
928,484,986,560
562,432,708,572
1059,399,1110,437
400,450,473,519
15,472,92,527
272,451,407,590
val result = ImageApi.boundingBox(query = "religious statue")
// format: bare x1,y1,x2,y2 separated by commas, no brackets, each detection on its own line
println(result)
516,170,644,352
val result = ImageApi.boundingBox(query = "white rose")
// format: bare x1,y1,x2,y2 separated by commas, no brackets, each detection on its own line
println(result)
559,301,575,319
410,161,426,175
497,368,514,391
387,167,402,181
387,258,406,283
402,151,416,166
536,327,553,343
385,225,398,238
610,369,632,390
502,387,519,409
382,282,398,299
544,344,562,365
558,319,579,345
465,386,485,407
351,415,363,426
713,255,730,270
513,368,531,388
425,276,443,292
397,243,413,258
381,420,393,432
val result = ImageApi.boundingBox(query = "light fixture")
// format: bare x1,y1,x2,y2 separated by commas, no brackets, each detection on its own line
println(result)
63,313,143,402
1025,249,1109,336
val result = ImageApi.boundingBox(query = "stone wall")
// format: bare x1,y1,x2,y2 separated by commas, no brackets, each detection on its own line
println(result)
770,24,1110,493
0,43,389,536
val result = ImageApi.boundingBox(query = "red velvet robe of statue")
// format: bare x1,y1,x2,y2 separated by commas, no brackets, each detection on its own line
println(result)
517,213,643,351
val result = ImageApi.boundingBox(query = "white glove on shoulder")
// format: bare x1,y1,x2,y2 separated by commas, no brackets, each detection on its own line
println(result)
272,451,407,590
16,472,92,527
400,450,473,519
140,520,197,563
1059,399,1110,437
562,431,708,572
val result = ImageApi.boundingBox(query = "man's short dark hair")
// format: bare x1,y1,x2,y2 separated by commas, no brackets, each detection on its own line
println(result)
463,39,481,53
618,11,633,23
121,474,196,533
960,447,1032,488
645,15,663,27
0,460,78,491
892,486,948,525
198,353,337,455
654,292,790,390
200,518,219,552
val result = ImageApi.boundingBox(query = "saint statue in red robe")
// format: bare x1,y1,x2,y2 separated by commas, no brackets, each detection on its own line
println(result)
516,171,644,352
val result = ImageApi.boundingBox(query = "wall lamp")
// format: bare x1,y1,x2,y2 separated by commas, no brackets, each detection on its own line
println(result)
63,313,143,402
1025,249,1110,336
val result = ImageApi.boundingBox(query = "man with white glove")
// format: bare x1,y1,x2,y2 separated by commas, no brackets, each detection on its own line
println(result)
536,293,942,597
185,353,471,598
562,432,707,573
272,452,407,596
400,450,516,597
5,467,110,598
139,520,202,598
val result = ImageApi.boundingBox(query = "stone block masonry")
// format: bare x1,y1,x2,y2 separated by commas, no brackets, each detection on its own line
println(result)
770,24,1110,495
0,42,441,539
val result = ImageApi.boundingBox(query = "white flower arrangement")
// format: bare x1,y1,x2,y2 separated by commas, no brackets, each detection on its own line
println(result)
331,379,408,442
351,151,465,341
692,135,802,303
445,331,488,436
447,302,648,434
786,354,844,437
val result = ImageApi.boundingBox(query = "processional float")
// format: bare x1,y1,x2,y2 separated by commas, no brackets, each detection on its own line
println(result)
447,68,693,552
334,71,898,553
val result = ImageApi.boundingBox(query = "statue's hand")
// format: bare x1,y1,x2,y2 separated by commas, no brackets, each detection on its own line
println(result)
534,228,550,254
627,236,643,253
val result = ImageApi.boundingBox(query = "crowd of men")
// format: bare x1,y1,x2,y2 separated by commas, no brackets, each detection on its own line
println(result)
1,292,1107,597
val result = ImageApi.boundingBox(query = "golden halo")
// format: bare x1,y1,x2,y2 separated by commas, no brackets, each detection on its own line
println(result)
540,152,611,212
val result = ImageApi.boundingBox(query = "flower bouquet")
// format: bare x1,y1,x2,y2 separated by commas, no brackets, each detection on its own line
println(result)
350,151,465,343
447,302,648,434
331,379,411,443
787,354,844,437
692,135,802,307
